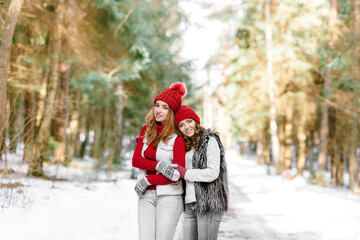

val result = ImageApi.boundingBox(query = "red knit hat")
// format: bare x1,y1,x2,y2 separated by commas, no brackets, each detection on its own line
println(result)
175,106,200,127
154,82,187,112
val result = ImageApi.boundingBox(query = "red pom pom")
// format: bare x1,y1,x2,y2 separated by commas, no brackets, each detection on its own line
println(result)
170,82,187,98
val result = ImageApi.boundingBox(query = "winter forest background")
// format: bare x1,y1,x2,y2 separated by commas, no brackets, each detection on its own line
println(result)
1,0,360,239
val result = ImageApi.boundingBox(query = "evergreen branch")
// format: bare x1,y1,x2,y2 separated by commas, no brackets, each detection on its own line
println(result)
294,39,359,121
292,38,333,83
307,91,360,122
107,65,122,81
321,97,360,122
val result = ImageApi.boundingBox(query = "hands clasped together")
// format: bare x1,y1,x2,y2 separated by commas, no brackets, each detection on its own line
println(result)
134,161,188,196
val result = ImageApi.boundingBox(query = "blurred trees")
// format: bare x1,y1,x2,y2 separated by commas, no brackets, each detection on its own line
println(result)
212,0,360,191
0,0,192,177
0,0,24,157
3,0,359,193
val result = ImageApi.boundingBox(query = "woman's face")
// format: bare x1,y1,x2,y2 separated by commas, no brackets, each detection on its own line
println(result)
154,100,169,125
178,118,196,137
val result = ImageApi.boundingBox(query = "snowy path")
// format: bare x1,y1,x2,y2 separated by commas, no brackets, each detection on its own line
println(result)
219,151,360,240
1,150,360,240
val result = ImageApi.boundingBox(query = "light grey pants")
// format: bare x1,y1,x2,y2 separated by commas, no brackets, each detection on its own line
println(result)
184,202,223,240
138,190,183,240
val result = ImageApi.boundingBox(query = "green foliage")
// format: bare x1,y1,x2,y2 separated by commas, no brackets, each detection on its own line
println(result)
5,0,193,169
208,1,360,189
71,72,116,107
47,137,59,151
209,7,239,21
43,137,59,162
71,0,193,137
310,170,328,186
29,34,47,45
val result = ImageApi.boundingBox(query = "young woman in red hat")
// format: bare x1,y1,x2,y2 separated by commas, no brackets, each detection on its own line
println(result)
171,105,229,240
132,82,187,240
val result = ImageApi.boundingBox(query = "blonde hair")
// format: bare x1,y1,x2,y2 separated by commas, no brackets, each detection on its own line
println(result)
144,106,176,148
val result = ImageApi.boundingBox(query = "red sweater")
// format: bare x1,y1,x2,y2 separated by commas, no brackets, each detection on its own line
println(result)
132,125,185,190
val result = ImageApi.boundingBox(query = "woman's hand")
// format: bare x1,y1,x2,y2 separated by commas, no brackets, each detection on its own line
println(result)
176,165,188,179
134,177,151,196
156,161,180,181
135,134,140,143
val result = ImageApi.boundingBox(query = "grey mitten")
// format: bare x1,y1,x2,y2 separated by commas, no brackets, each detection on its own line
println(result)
156,161,180,181
134,177,151,196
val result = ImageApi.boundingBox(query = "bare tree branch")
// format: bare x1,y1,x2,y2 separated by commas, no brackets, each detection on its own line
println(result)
114,5,134,36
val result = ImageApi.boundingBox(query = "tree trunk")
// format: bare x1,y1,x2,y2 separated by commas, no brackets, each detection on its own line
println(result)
331,137,344,186
35,58,50,128
217,85,228,149
263,127,271,166
7,91,18,152
264,128,271,175
100,97,110,160
203,71,213,128
328,106,337,185
8,46,22,152
318,76,330,170
318,0,338,170
23,53,38,163
3,101,11,166
17,89,25,148
308,131,315,173
108,83,124,170
279,120,285,171
23,88,36,163
330,136,337,184
79,118,90,159
265,0,281,173
332,148,342,185
284,100,294,170
107,134,118,172
91,111,101,159
349,0,360,190
297,114,307,175
28,1,64,176
256,139,264,164
68,91,80,159
54,63,70,165
0,0,24,153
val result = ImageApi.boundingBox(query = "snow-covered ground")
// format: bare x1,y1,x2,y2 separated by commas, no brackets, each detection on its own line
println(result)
221,151,360,240
1,149,360,240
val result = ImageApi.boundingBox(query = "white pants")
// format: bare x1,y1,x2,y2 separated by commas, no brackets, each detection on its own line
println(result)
138,190,183,240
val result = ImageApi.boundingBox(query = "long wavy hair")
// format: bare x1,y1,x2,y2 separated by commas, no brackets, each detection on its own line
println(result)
176,122,206,152
144,106,176,148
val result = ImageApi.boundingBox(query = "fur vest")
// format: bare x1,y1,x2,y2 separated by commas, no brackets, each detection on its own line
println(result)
193,130,229,214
